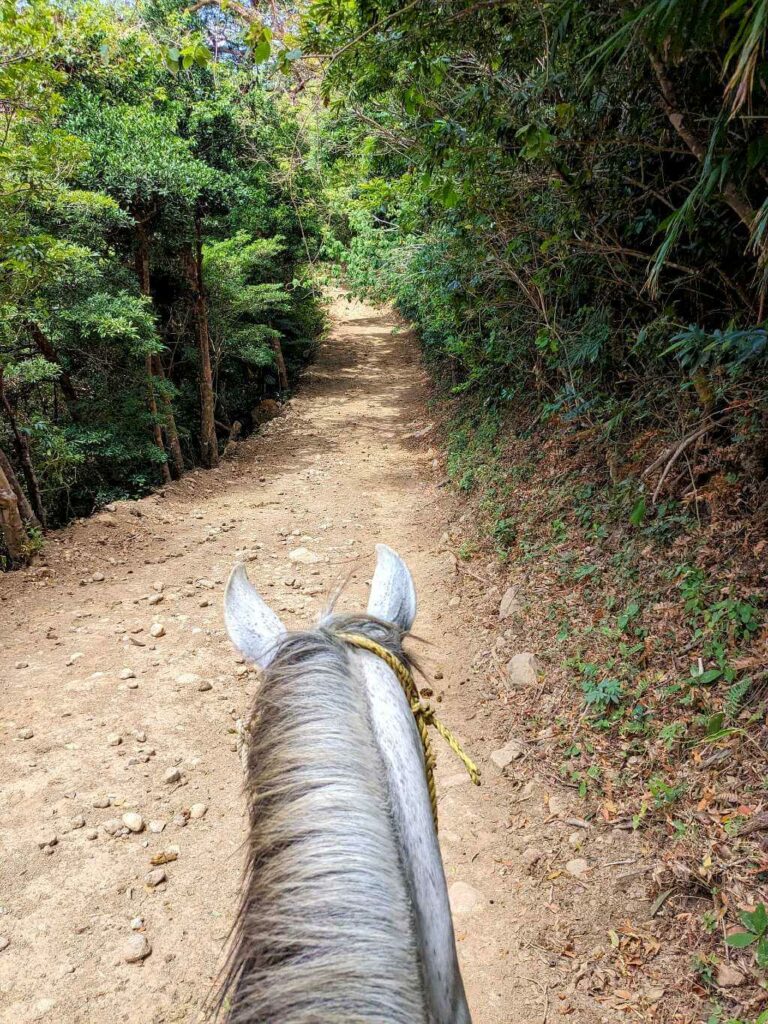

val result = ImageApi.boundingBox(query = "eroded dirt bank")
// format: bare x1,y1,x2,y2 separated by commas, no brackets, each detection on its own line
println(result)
1,296,672,1023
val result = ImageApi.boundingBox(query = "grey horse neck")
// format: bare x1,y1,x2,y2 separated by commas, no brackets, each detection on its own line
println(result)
216,615,429,1024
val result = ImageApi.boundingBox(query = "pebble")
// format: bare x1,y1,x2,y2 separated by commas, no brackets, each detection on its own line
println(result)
14,661,29,670
16,727,34,740
37,834,58,850
148,820,166,834
133,731,147,743
122,933,152,963
106,733,122,746
189,803,207,819
122,812,144,833
172,813,188,828
127,679,139,689
130,917,144,930
163,767,181,785
499,586,521,619
92,572,105,582
521,846,544,870
0,937,9,952
548,793,571,817
197,680,212,692
489,739,526,771
716,964,745,987
565,858,589,879
119,668,136,680
85,829,98,841
176,673,200,686
288,547,323,564
92,796,111,808
506,652,542,687
448,881,484,913
148,594,163,606
102,818,123,836
152,582,164,593
144,868,166,887
150,623,165,638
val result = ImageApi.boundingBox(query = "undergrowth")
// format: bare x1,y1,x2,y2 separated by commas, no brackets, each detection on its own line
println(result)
438,386,767,1021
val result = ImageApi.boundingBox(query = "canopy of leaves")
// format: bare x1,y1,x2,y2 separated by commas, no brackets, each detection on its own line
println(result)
0,0,323,551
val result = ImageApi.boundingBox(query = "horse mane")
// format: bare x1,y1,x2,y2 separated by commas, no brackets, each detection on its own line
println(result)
212,614,429,1024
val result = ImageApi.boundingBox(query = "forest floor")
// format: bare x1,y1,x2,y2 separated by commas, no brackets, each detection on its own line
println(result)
0,294,704,1023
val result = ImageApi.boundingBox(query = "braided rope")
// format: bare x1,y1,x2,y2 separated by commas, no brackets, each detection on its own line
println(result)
337,632,481,829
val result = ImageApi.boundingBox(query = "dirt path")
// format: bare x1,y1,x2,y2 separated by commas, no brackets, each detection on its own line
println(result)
1,296,657,1024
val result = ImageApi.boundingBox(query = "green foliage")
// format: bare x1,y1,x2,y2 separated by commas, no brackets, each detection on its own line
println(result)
307,0,768,520
0,0,323,554
726,903,768,970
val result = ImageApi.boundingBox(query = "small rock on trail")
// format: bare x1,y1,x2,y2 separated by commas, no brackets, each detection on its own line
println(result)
288,547,323,564
489,738,526,771
449,881,485,914
122,934,152,964
498,586,521,619
506,652,542,687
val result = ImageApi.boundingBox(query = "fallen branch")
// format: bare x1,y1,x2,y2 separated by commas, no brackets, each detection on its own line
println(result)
651,425,712,502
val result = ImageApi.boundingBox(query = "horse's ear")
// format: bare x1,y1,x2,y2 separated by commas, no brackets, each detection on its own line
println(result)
224,563,286,668
367,544,417,631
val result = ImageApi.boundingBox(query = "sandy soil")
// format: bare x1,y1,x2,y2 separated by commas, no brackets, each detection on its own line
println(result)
0,295,661,1023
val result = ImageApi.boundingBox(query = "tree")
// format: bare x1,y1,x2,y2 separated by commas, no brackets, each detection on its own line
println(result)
0,0,323,566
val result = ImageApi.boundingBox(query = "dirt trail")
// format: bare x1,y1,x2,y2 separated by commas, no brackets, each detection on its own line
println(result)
1,296,656,1024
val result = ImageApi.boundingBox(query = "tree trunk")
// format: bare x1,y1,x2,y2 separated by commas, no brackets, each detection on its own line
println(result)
186,215,218,469
0,370,47,529
144,354,172,485
0,459,29,566
26,321,78,405
0,447,39,528
152,354,184,479
270,337,289,392
135,220,173,484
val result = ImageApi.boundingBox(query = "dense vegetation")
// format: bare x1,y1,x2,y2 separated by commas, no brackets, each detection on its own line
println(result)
310,1,767,510
0,0,322,565
1,0,767,1014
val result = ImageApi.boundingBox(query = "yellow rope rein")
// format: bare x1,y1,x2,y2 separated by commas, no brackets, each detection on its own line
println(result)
337,632,481,829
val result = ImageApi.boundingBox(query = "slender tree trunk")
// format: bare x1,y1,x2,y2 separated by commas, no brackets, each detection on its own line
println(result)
0,371,47,529
151,354,184,479
26,321,78,405
0,447,39,528
135,220,172,484
144,354,172,485
186,215,218,468
270,337,289,392
0,459,29,566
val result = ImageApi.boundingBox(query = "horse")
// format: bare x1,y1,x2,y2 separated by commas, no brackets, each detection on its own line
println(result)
216,543,473,1023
